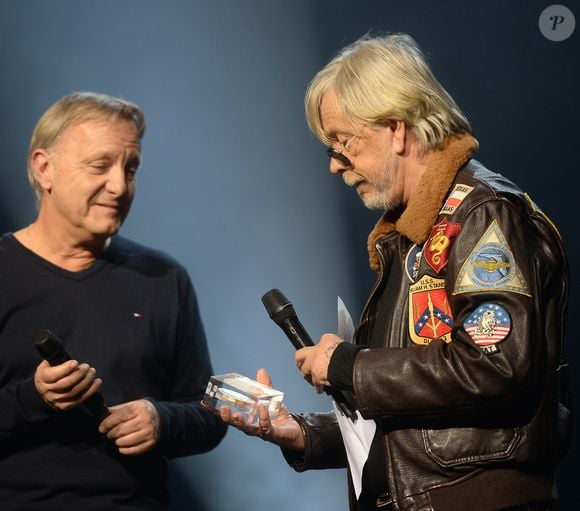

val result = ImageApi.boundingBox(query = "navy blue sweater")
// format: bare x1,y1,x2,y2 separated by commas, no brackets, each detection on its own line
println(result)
0,233,226,510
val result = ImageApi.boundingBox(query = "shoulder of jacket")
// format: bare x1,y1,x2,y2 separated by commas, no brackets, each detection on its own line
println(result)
441,160,527,217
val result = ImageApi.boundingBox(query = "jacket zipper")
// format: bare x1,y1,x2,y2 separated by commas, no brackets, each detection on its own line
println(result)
358,238,387,334
357,236,396,506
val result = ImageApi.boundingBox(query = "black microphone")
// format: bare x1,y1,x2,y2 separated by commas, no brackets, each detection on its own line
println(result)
261,288,357,421
34,329,110,423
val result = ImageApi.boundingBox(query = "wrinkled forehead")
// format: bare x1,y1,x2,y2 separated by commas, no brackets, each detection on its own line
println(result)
53,111,140,146
50,116,142,156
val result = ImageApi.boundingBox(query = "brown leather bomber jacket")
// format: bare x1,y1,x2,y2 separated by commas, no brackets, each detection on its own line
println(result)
283,135,572,511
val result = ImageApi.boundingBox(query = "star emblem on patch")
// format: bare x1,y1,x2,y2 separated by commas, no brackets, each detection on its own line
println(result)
464,303,511,354
408,275,453,345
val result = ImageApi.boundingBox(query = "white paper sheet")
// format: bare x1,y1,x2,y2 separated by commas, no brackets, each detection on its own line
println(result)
332,297,376,500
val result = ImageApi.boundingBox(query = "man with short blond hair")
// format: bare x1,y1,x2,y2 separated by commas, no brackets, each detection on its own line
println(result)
0,92,226,510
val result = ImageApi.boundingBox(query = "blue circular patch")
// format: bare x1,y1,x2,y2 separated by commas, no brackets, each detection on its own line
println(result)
405,244,423,282
468,242,515,289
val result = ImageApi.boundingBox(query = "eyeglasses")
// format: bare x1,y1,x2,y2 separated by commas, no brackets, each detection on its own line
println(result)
326,130,363,168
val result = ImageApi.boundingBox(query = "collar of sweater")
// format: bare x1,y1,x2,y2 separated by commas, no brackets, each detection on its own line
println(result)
367,133,479,272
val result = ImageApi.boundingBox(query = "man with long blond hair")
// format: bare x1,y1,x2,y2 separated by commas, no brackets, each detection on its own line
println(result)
218,34,571,511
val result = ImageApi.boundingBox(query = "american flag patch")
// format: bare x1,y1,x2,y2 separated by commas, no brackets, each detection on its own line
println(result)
464,303,511,352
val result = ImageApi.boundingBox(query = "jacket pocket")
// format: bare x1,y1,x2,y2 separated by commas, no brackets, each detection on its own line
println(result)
422,427,521,467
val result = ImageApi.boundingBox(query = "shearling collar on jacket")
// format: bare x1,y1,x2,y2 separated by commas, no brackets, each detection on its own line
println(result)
368,133,479,272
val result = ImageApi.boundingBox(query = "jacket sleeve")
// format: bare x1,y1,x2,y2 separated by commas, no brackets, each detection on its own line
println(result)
281,411,348,471
351,196,567,424
148,269,226,458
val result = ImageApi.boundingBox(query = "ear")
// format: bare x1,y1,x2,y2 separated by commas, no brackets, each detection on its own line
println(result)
30,149,53,193
390,120,407,155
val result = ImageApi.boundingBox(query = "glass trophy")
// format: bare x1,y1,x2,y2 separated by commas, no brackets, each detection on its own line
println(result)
202,372,284,425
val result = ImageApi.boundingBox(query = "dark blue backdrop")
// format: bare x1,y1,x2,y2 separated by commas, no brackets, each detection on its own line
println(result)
1,1,577,509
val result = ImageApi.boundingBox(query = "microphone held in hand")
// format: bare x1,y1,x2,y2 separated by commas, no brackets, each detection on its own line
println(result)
261,289,357,421
33,329,110,422
261,288,314,350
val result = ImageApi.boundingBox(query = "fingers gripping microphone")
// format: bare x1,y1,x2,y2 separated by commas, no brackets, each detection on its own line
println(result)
261,289,357,420
34,329,110,422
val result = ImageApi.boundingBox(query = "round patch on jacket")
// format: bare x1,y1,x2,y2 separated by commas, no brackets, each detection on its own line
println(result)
464,303,511,354
405,244,423,282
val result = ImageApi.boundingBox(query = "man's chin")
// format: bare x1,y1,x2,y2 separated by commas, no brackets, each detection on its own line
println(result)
90,213,127,234
88,221,123,239
359,191,382,210
360,191,399,212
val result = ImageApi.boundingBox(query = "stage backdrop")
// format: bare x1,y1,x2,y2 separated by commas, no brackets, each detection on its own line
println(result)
1,1,577,510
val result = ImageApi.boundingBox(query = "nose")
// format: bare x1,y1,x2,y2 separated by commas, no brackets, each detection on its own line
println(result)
105,164,129,197
329,156,353,175
327,147,352,175
329,158,344,175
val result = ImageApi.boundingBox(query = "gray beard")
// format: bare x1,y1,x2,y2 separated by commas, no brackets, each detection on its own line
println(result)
360,181,401,212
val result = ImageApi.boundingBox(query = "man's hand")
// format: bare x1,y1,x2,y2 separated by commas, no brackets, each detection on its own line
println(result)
99,399,160,456
215,368,305,451
295,333,343,390
34,359,103,411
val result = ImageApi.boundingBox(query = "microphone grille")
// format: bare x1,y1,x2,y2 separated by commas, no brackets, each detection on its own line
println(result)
33,329,53,346
261,288,295,323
